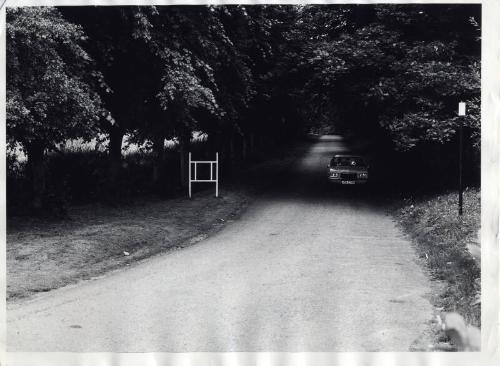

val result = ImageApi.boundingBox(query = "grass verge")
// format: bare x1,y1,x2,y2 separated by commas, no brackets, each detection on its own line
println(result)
7,142,306,302
7,191,249,302
395,188,481,328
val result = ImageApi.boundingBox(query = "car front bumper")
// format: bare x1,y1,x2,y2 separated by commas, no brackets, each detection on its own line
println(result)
328,176,368,184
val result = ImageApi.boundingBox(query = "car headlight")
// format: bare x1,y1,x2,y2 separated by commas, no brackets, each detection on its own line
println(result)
358,172,368,179
329,169,339,178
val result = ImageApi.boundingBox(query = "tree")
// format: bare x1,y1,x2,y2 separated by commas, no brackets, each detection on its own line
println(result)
60,6,160,193
6,7,103,209
62,5,304,191
295,4,480,152
138,6,224,186
64,6,228,189
214,5,302,157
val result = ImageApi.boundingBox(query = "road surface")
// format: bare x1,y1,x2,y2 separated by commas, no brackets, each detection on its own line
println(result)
8,136,435,352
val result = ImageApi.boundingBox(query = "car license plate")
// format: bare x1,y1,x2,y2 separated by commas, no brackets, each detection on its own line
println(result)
341,180,355,185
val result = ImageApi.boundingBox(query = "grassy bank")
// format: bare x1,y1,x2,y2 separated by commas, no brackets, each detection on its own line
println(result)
7,191,250,301
7,142,306,302
395,188,481,328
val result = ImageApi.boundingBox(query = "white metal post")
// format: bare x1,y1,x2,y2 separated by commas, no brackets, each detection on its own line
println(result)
188,152,192,198
216,152,219,197
188,152,219,198
458,102,466,215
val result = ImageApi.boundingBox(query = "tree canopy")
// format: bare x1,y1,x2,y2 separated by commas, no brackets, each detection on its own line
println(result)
6,7,103,152
6,4,481,207
294,4,480,150
9,4,480,153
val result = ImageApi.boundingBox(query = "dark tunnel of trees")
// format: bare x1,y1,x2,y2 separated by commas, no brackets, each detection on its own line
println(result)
6,4,480,212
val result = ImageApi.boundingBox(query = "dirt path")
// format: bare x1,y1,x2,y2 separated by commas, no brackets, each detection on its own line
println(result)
7,136,435,351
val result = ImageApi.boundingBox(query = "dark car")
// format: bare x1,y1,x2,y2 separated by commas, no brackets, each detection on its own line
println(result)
327,154,369,184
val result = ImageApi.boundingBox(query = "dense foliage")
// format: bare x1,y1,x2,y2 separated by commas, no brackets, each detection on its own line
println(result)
6,7,103,150
6,4,481,209
295,5,480,150
6,7,104,209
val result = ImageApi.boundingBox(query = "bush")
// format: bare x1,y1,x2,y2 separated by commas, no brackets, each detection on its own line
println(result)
397,188,481,327
7,146,161,214
6,134,286,215
7,153,30,214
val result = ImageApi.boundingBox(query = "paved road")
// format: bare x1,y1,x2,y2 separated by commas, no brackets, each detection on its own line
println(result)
8,136,434,352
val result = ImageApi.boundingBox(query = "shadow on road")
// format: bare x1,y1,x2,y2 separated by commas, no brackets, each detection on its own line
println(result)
249,135,400,208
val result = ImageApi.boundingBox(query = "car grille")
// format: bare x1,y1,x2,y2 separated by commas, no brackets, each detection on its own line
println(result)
340,173,357,180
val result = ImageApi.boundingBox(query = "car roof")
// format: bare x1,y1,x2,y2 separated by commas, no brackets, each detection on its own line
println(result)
333,154,365,158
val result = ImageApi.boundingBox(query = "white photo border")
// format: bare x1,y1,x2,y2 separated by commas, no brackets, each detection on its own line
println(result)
0,1,498,365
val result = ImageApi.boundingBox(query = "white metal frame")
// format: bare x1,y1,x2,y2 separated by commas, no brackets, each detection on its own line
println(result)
188,152,219,198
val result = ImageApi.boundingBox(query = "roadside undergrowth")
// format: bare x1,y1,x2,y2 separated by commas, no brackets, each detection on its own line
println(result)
396,188,480,328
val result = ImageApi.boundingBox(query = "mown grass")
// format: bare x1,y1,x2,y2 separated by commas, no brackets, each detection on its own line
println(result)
396,188,481,327
6,141,304,302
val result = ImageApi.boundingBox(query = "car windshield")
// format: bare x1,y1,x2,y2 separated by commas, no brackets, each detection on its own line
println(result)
330,156,366,167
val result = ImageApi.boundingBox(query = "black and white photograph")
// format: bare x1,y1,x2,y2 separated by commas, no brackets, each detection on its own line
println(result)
1,0,499,364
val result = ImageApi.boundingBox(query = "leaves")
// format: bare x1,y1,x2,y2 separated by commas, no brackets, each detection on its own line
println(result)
293,4,480,151
8,5,480,157
7,7,103,152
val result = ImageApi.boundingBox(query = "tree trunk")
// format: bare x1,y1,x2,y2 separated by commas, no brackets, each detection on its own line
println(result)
108,127,124,192
27,142,46,211
206,131,216,157
152,134,165,189
242,134,248,161
178,132,190,188
249,133,255,156
229,134,235,164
